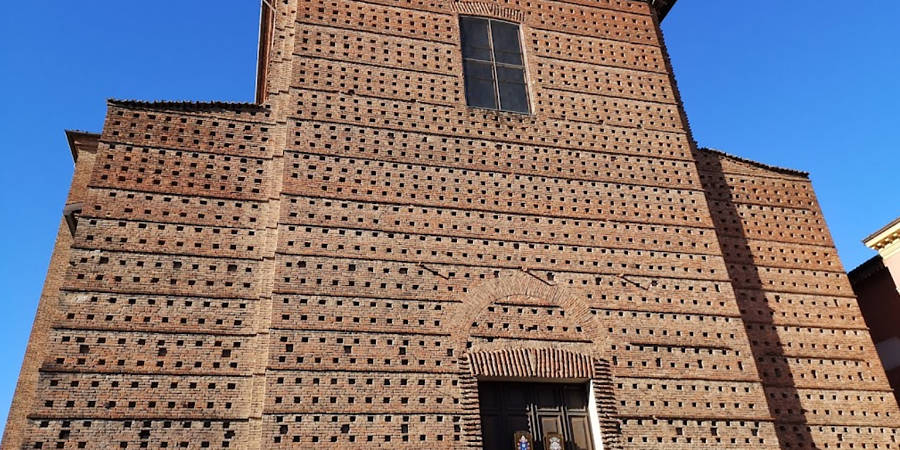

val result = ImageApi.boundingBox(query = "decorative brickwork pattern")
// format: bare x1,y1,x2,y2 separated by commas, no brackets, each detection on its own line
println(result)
697,148,900,448
468,348,595,379
6,0,900,448
3,133,99,449
14,103,278,449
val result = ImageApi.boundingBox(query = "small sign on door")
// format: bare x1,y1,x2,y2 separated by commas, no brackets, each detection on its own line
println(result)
513,430,534,450
544,432,564,450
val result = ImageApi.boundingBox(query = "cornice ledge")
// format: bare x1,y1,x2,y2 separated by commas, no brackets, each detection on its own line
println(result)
645,0,677,21
864,217,900,259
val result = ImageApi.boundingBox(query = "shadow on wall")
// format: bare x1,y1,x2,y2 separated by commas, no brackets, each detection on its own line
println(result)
697,152,815,449
850,256,900,408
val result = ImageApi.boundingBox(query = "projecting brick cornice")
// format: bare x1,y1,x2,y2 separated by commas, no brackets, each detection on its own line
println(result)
468,347,595,379
450,2,525,22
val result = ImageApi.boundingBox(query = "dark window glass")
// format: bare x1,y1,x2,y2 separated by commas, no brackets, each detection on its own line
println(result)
460,17,529,113
497,66,528,112
498,81,528,113
460,17,492,61
464,61,497,109
490,21,522,65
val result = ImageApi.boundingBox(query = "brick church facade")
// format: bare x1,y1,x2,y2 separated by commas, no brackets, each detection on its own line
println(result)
5,0,900,448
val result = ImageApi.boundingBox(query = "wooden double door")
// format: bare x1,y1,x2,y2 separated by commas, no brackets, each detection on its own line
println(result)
478,381,595,450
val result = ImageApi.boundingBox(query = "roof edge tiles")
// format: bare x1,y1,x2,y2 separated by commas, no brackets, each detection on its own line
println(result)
107,98,268,113
649,0,677,21
698,147,810,178
848,255,886,286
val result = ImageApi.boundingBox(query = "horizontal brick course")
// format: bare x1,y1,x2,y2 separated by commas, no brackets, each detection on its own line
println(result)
89,143,271,201
24,418,249,449
280,195,718,251
296,25,458,74
528,29,666,72
277,224,728,280
534,89,684,131
65,249,262,299
265,371,460,413
283,152,712,226
291,121,702,187
269,330,453,373
32,373,252,419
83,187,267,229
610,341,757,381
74,218,263,260
289,89,692,157
735,288,865,329
263,413,462,448
42,329,257,376
618,417,779,449
292,59,461,106
614,377,769,420
103,106,273,158
765,387,900,426
718,235,842,271
298,0,457,43
56,291,257,335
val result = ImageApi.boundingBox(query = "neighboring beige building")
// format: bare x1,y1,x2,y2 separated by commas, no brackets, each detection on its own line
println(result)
850,217,900,406
864,217,900,281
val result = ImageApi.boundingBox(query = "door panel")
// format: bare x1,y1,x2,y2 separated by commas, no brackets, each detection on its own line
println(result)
564,386,588,410
539,414,563,435
568,416,593,450
479,384,501,409
481,414,503,449
535,385,561,409
507,383,530,408
507,413,531,433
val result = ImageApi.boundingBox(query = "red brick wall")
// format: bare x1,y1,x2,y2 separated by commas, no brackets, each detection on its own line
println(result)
259,0,779,447
15,103,278,448
6,0,900,448
3,140,98,450
697,149,900,447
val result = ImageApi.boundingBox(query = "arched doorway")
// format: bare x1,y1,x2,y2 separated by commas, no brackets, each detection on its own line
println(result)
450,272,623,449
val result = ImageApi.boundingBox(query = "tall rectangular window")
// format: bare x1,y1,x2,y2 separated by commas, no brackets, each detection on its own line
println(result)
460,17,530,114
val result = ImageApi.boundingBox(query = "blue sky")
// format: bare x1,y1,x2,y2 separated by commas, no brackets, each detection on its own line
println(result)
0,1,897,434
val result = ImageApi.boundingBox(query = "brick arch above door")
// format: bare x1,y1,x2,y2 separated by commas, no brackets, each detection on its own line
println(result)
448,271,611,356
